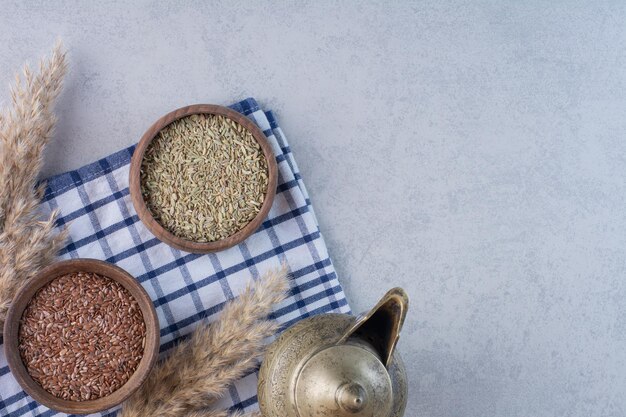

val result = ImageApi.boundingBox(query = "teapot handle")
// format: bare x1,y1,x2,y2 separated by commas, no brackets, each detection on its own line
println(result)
338,287,409,367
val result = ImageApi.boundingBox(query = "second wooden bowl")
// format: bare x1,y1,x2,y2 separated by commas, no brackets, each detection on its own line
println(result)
129,104,278,253
3,259,160,414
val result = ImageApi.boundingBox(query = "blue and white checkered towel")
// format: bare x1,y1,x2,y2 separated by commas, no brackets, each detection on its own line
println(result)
0,98,351,417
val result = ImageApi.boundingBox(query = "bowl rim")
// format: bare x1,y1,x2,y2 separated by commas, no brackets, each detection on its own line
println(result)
129,104,278,253
3,259,160,414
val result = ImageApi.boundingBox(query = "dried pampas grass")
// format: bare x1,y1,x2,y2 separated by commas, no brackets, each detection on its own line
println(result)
184,411,261,417
0,42,68,332
121,265,289,417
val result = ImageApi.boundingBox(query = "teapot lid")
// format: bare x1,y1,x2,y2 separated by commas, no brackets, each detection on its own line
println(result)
295,343,393,417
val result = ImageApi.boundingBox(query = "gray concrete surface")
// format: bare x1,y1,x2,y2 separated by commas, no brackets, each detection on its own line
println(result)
2,1,626,416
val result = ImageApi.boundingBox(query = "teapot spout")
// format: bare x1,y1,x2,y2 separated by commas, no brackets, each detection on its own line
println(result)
339,288,409,367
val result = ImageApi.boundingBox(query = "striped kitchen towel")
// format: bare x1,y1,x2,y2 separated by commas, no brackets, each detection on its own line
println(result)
0,98,350,417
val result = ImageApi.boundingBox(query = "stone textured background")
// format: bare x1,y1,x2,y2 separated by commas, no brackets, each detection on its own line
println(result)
1,1,625,416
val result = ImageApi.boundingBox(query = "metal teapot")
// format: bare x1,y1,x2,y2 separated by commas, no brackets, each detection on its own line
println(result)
258,288,409,417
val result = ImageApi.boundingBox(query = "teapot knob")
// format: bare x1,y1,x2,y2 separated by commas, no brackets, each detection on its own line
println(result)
336,382,367,413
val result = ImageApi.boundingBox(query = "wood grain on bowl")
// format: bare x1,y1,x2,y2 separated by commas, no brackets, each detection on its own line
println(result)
129,104,278,254
3,259,159,414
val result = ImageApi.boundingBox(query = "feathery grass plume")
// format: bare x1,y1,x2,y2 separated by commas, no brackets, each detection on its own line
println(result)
184,410,261,417
121,265,289,417
0,42,68,332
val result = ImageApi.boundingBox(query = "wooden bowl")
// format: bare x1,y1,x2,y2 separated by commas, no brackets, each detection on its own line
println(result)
3,259,160,414
129,104,278,253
